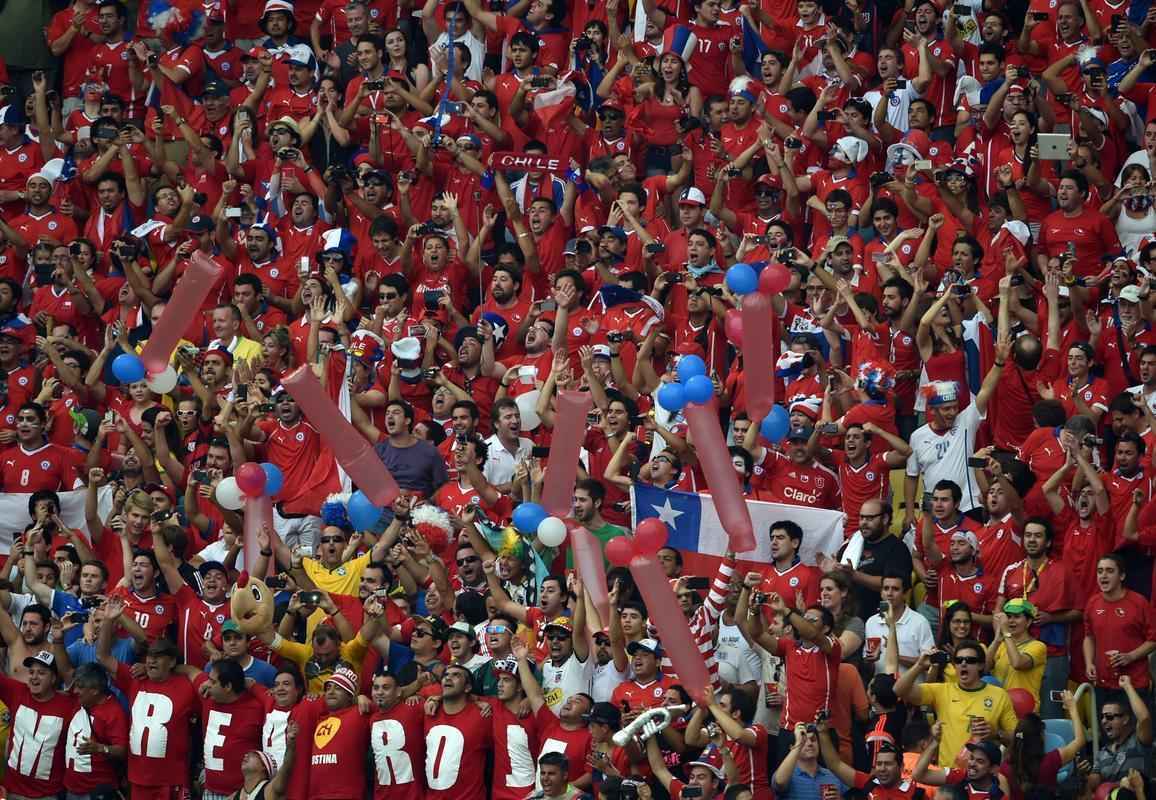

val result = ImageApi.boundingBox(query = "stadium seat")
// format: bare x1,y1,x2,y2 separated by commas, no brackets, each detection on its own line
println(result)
1043,718,1074,743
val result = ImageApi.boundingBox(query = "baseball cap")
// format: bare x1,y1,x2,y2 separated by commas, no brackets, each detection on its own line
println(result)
1002,598,1037,618
626,638,662,656
1119,284,1143,304
563,238,593,256
202,80,230,98
198,560,228,578
951,530,980,552
786,425,813,442
678,187,707,207
544,616,574,633
448,621,476,639
146,638,180,659
0,105,25,127
687,745,726,779
598,225,628,242
965,739,1003,766
221,619,244,636
187,214,214,233
324,666,359,697
203,347,233,365
584,701,622,727
23,650,57,671
591,344,611,360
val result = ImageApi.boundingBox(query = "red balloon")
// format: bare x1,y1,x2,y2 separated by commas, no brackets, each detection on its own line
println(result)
634,518,668,554
759,262,791,296
1007,687,1036,718
605,536,636,566
723,308,743,346
235,462,267,498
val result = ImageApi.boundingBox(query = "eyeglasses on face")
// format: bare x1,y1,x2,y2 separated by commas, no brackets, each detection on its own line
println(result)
954,656,982,665
457,555,480,566
485,624,509,635
411,629,432,639
319,536,344,544
545,632,569,641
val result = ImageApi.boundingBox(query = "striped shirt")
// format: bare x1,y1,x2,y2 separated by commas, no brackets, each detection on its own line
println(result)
658,555,735,688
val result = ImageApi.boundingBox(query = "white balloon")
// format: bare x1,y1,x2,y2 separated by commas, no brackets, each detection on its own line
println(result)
215,476,245,510
515,389,541,431
537,516,568,547
146,364,178,394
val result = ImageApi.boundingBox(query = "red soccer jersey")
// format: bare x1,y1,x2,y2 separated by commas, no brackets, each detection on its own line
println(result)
998,556,1076,655
0,442,79,491
257,417,339,514
726,723,772,799
610,676,673,713
112,588,176,643
770,636,842,728
833,450,895,533
759,452,841,510
488,701,538,800
10,209,79,247
758,560,822,609
0,143,46,219
424,702,494,800
371,703,426,800
311,704,371,799
976,514,1025,583
939,568,997,625
114,664,198,788
64,695,129,794
0,677,76,798
1037,206,1122,278
195,674,266,794
1084,590,1156,688
533,705,592,785
1056,508,1115,603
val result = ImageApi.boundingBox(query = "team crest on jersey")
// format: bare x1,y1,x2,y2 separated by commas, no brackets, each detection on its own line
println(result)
216,613,226,623
800,474,810,484
270,268,279,278
221,62,231,71
1084,391,1092,401
929,146,940,157
615,141,625,152
789,576,799,587
121,51,128,60
370,7,380,15
866,472,876,481
572,327,582,337
18,376,28,386
40,460,50,469
155,605,165,614
1116,607,1127,617
296,432,305,442
974,583,983,593
901,244,912,254
17,153,27,163
653,687,663,697
48,221,57,230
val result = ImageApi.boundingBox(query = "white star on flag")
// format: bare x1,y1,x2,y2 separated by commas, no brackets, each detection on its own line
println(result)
652,498,684,527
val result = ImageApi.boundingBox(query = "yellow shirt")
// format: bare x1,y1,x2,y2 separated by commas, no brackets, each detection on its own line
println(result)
301,553,371,640
992,637,1047,708
918,681,1019,767
271,632,370,695
212,335,264,364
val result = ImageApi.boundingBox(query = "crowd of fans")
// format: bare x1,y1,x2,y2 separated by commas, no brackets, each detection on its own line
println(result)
1,0,1156,797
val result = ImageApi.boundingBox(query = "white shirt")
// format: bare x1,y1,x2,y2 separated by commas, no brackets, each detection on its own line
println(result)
906,402,986,512
431,31,485,81
483,434,534,486
541,652,594,714
1116,149,1154,186
715,617,761,687
864,82,922,135
864,606,935,676
591,659,628,703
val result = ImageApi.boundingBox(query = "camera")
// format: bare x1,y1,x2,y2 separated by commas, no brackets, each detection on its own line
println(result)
784,137,803,150
64,610,90,624
365,79,385,91
530,76,551,88
257,402,274,412
80,595,104,609
930,651,951,665
966,456,988,468
1084,434,1104,447
422,367,439,380
265,576,287,589
894,79,907,89
193,470,210,483
416,222,440,237
952,4,972,14
870,171,893,188
607,331,625,343
299,591,323,606
575,34,593,50
93,124,119,140
423,289,444,311
678,112,702,132
725,166,742,177
751,591,768,605
277,147,299,160
442,101,465,114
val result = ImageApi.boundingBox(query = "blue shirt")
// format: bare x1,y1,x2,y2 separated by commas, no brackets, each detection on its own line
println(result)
67,637,136,712
774,765,848,800
204,656,279,688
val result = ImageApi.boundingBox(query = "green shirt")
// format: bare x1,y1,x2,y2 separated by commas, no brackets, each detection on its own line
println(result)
565,522,627,568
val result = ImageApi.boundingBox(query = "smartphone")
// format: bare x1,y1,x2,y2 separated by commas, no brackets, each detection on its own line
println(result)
1031,10,1048,20
871,252,890,263
236,383,248,402
299,591,322,605
424,289,444,311
193,470,210,483
530,76,551,88
1112,13,1124,30
298,257,310,277
257,402,274,412
365,79,385,90
539,299,557,312
913,159,933,171
684,577,711,591
422,367,438,380
586,411,600,425
966,456,987,468
443,101,465,114
265,576,287,589
784,137,803,150
930,651,951,665
879,601,889,616
407,324,426,338
952,4,972,14
817,110,836,123
299,544,314,558
645,242,667,255
531,446,551,458
818,422,840,435
1049,690,1066,702
225,207,243,219
151,510,169,523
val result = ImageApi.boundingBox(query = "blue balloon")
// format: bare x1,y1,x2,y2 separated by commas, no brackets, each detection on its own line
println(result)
512,502,549,535
657,381,687,411
261,463,284,497
725,262,758,295
980,675,1003,687
676,354,707,382
759,406,790,443
347,490,383,531
111,353,146,384
683,374,714,405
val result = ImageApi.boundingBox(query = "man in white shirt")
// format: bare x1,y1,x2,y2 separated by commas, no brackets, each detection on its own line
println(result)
483,397,534,491
539,616,594,714
863,572,934,676
903,344,1006,527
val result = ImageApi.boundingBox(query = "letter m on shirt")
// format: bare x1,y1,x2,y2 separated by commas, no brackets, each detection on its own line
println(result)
9,705,64,779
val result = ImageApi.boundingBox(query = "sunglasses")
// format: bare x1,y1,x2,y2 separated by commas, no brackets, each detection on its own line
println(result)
380,292,399,300
954,656,982,665
457,555,481,566
319,536,344,544
485,624,509,634
411,629,432,638
1101,712,1123,720
545,632,569,641
754,188,777,196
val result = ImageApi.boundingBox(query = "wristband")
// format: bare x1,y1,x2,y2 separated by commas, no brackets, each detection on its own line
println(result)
261,548,273,556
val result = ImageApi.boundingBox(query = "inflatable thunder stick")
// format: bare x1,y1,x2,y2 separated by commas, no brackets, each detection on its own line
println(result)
243,494,277,576
540,391,594,518
281,366,400,507
683,399,757,552
139,250,223,374
569,524,611,624
630,553,713,704
741,292,777,421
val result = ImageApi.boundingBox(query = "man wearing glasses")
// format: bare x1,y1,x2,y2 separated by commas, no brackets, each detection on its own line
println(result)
893,640,1018,766
1090,675,1154,785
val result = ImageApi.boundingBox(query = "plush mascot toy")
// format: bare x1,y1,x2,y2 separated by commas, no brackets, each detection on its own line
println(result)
230,572,274,635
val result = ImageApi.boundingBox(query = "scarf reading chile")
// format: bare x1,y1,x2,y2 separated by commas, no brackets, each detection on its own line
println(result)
491,152,567,174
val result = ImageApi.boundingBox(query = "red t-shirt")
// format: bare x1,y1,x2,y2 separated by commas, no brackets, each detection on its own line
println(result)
770,636,842,727
488,700,538,800
310,704,371,799
194,673,267,794
1036,206,1122,278
64,695,128,794
114,664,198,788
424,702,494,800
0,442,80,491
1084,590,1156,688
111,587,177,643
976,514,1025,584
533,705,592,785
832,450,895,533
370,702,426,800
758,560,821,609
0,677,76,798
759,452,841,510
174,583,229,669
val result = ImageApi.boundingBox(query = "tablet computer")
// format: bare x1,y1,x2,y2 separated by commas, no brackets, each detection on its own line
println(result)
1037,132,1071,160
